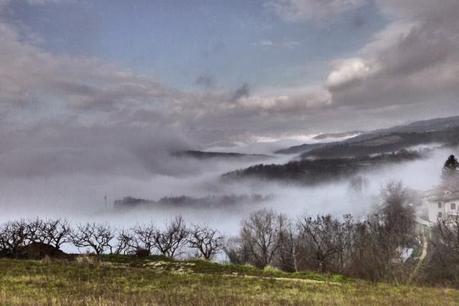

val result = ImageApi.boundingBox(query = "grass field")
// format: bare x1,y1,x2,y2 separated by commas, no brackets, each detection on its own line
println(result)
0,256,458,305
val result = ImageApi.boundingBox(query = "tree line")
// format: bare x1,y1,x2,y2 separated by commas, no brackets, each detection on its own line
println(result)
0,216,223,260
226,182,459,287
0,182,458,287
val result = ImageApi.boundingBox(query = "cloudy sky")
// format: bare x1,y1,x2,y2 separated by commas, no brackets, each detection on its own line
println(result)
1,0,459,177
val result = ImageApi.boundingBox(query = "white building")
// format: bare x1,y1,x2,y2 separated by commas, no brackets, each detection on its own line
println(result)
425,188,459,223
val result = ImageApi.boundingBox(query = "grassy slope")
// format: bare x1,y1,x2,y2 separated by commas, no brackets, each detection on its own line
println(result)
0,256,458,306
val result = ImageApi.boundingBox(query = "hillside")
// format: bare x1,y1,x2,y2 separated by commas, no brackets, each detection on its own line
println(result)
277,116,459,157
173,150,270,160
223,150,421,184
1,256,458,305
113,194,270,210
300,127,459,159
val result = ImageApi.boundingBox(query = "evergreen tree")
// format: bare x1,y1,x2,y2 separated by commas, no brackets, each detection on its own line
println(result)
441,154,459,189
444,155,459,171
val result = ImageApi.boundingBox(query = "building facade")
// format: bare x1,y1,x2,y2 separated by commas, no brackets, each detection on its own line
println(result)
426,189,459,223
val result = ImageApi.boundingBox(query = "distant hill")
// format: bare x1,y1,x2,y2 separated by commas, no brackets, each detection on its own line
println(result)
275,143,325,155
276,116,459,158
114,194,270,210
300,126,459,159
275,132,361,155
383,115,459,134
173,150,270,161
222,150,422,185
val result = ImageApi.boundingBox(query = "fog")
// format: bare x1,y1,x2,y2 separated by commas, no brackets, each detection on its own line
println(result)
0,138,452,236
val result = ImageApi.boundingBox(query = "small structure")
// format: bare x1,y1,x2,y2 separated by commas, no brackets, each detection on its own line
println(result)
421,155,459,224
425,187,459,223
16,242,69,260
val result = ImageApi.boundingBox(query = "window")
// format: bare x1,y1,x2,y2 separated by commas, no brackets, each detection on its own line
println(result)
438,212,442,218
438,202,442,208
452,203,456,210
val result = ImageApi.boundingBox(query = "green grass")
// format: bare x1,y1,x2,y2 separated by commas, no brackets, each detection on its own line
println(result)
0,256,458,305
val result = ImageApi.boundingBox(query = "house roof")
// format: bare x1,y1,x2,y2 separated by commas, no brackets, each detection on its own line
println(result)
426,188,459,202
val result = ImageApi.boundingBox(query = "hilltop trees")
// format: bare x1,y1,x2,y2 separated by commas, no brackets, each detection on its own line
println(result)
223,183,419,283
132,217,190,258
0,219,72,257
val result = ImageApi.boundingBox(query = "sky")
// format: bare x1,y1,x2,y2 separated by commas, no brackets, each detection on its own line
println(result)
2,0,385,89
1,0,459,178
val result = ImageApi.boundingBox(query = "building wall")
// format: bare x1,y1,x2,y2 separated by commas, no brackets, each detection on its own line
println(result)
428,200,459,223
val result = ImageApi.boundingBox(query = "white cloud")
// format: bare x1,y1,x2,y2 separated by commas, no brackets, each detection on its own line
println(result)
260,39,274,47
326,58,378,89
237,87,332,113
256,39,301,48
324,0,459,112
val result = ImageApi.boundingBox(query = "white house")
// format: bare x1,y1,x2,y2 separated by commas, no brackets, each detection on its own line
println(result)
425,188,459,223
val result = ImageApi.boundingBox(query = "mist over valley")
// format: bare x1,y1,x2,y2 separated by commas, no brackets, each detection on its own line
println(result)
1,117,456,238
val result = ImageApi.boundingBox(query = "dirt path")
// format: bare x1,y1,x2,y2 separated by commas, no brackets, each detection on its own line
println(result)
218,273,343,286
408,228,429,284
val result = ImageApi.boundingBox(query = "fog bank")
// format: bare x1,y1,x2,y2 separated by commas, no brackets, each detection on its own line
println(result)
0,144,452,236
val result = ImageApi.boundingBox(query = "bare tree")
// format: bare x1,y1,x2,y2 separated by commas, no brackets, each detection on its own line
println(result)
26,218,72,249
133,223,156,254
273,214,296,272
379,182,417,248
223,237,250,264
71,222,115,255
24,218,43,244
424,216,459,286
115,229,137,255
296,215,345,273
348,215,392,281
239,209,283,268
347,183,417,282
0,220,28,256
188,225,223,260
152,216,188,258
